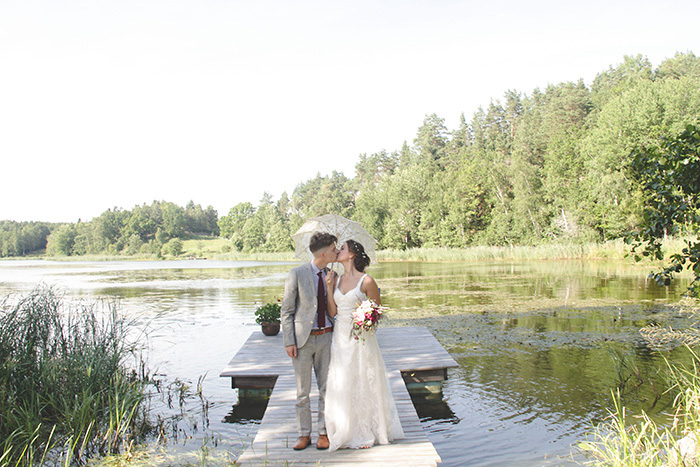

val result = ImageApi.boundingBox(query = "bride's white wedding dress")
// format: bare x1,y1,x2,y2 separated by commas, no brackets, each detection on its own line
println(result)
325,274,405,451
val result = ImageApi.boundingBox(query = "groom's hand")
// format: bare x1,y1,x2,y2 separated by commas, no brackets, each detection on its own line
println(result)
286,345,297,358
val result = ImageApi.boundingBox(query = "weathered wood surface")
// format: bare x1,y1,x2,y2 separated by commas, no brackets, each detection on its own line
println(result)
221,326,458,466
221,326,457,380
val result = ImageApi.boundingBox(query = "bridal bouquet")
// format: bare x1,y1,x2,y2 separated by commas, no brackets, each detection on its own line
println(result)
351,299,386,341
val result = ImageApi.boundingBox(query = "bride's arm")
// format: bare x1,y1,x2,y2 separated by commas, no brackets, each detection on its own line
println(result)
361,275,381,305
326,271,338,318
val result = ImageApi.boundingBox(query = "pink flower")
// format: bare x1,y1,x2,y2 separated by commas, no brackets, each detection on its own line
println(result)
350,299,386,342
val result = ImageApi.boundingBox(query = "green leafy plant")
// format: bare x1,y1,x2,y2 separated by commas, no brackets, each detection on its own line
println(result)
254,302,281,324
626,123,700,296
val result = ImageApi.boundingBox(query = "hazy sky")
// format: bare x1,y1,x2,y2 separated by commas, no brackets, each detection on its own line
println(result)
1,0,699,223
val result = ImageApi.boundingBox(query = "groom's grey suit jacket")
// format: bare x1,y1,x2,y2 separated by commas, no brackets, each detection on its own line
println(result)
281,263,325,349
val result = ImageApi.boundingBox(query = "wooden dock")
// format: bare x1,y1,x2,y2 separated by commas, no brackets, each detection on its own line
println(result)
220,326,458,467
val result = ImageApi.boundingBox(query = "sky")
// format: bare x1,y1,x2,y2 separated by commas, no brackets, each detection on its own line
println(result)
1,0,699,223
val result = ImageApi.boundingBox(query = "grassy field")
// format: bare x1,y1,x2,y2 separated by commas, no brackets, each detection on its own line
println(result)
215,250,297,261
181,236,232,257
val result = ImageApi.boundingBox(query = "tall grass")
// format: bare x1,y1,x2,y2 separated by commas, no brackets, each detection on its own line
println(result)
580,347,700,466
377,242,620,262
377,237,695,262
0,286,151,466
30,235,695,264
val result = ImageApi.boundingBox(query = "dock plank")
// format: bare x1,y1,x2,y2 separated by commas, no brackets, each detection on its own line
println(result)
222,326,457,466
221,327,457,378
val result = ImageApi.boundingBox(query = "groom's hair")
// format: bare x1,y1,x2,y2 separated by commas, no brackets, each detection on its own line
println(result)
309,232,337,254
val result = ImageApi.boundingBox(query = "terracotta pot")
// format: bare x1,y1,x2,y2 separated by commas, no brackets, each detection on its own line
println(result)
261,323,280,336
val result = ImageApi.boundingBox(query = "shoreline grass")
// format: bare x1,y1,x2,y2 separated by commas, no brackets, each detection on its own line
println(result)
579,353,700,466
580,300,700,466
3,236,695,264
0,286,152,466
377,237,695,262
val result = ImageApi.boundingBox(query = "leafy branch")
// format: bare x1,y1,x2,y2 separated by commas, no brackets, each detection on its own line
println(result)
626,123,700,296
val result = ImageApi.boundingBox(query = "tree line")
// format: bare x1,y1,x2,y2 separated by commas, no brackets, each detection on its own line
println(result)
0,221,53,257
0,201,220,258
219,52,700,251
1,52,699,258
0,201,219,258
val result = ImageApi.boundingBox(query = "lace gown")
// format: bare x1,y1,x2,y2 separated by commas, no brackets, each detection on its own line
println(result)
325,274,405,451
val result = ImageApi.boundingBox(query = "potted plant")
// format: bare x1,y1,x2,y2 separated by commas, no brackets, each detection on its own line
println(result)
255,301,281,336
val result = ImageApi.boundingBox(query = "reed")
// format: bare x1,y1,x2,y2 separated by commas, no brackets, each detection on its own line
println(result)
579,393,669,466
580,347,700,466
0,286,151,466
377,243,612,261
28,235,694,264
209,238,695,263
377,237,695,263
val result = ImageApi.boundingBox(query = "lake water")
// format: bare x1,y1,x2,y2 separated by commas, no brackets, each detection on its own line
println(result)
0,259,693,466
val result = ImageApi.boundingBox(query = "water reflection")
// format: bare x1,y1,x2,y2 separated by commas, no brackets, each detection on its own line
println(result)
378,260,684,311
224,399,269,424
0,259,693,466
410,390,459,423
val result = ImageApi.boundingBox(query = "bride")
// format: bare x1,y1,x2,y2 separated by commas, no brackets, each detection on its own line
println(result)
324,240,405,451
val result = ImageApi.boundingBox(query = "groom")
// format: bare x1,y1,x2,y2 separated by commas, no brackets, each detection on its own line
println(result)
281,232,338,451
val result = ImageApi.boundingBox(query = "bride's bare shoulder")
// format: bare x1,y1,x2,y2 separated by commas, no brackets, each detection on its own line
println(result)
359,274,379,295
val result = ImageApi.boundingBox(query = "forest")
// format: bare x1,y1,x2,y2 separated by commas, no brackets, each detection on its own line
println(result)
218,52,700,253
0,201,219,258
1,52,699,258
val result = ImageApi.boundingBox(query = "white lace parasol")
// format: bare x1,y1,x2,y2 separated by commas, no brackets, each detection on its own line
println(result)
292,214,378,263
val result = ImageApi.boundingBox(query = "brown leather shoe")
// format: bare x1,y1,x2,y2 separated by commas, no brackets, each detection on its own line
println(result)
293,436,311,450
316,434,330,450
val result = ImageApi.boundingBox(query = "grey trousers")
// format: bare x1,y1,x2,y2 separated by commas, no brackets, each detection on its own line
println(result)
292,331,332,437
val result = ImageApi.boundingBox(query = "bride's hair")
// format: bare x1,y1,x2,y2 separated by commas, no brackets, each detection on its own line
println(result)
347,240,370,272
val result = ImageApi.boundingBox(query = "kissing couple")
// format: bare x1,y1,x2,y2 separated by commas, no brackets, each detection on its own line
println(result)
280,232,405,452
